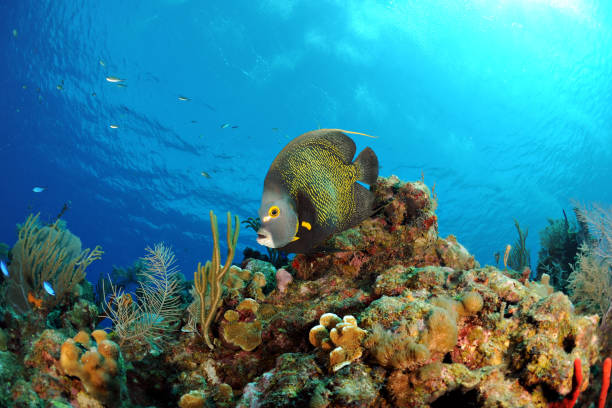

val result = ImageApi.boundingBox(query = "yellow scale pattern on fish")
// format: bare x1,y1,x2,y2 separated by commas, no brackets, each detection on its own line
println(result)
277,138,357,230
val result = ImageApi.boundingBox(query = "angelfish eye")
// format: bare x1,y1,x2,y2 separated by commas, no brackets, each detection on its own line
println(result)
268,206,280,218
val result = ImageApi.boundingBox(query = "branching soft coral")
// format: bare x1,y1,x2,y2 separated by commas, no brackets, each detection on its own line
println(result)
5,213,102,312
567,244,612,316
102,243,181,352
192,210,239,349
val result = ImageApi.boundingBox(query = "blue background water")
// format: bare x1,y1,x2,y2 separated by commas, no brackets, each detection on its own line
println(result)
1,0,611,283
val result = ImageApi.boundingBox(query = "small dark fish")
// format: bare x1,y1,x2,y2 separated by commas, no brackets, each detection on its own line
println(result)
56,201,70,221
178,96,190,101
256,129,379,253
221,123,231,129
201,171,211,179
231,125,239,129
494,252,500,265
116,83,128,88
272,128,279,131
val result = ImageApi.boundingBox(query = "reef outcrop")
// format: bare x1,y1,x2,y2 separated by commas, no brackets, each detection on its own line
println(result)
2,176,605,407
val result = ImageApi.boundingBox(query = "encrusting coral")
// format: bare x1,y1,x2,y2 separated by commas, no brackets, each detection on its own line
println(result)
221,298,263,352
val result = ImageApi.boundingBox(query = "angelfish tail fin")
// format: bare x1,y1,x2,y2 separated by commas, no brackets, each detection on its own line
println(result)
354,147,379,185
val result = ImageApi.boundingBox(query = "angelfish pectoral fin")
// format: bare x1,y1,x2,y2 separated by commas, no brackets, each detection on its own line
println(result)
291,236,300,242
301,221,312,230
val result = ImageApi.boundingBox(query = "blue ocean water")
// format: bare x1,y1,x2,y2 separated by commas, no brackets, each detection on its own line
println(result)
1,0,611,283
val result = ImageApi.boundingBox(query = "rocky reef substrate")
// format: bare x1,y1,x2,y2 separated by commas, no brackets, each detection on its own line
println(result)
1,176,605,407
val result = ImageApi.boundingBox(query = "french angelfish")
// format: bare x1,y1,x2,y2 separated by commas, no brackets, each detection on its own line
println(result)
256,129,379,253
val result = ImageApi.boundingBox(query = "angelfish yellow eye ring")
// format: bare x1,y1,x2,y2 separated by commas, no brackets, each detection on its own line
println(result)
268,206,280,218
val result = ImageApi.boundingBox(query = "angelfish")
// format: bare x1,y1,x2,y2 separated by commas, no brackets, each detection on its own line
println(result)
256,129,378,253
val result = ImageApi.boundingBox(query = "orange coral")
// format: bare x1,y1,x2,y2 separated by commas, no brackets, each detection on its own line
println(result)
60,330,124,404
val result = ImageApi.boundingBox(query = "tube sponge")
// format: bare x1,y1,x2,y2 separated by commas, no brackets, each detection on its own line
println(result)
60,330,124,405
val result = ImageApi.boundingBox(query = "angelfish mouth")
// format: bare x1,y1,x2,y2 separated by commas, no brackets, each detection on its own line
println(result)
256,230,274,248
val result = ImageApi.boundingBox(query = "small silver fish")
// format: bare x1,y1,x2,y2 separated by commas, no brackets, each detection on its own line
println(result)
99,60,105,66
109,124,119,129
231,125,239,129
106,76,124,83
201,171,211,178
0,260,8,277
221,123,231,129
43,281,55,296
178,96,190,101
32,186,45,193
116,83,127,88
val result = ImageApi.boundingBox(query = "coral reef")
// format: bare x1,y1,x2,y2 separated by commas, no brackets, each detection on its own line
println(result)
1,177,609,407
